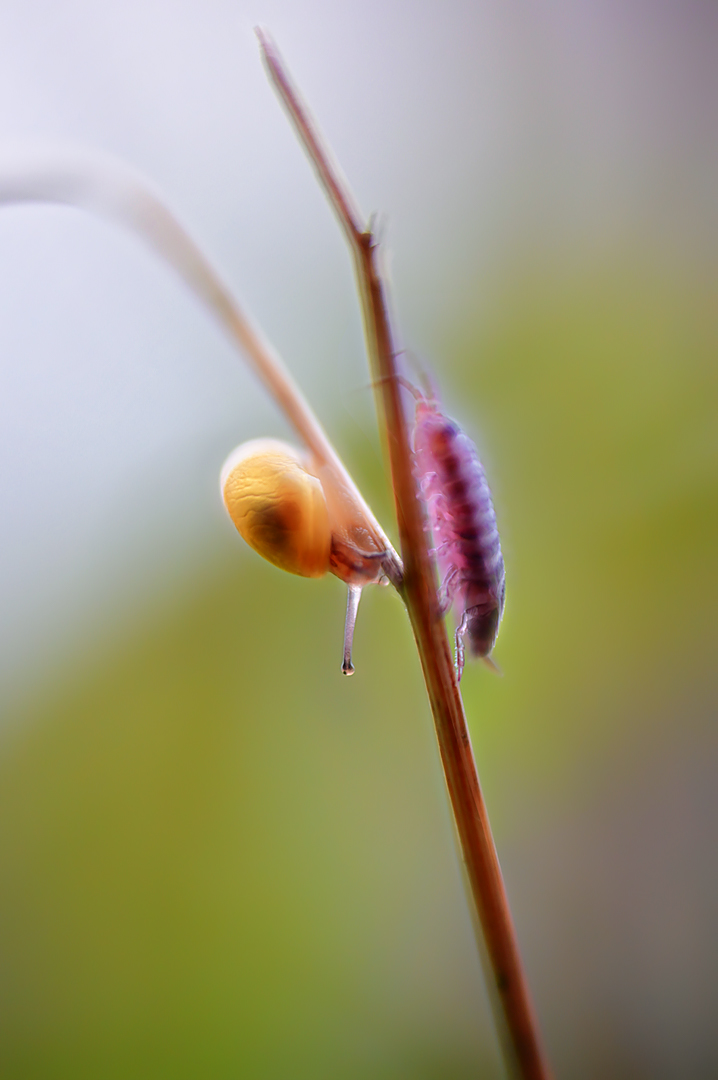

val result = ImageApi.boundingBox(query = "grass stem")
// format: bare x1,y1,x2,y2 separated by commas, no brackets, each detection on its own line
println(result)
258,28,552,1080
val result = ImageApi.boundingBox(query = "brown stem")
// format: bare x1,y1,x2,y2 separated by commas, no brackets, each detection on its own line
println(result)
257,28,553,1080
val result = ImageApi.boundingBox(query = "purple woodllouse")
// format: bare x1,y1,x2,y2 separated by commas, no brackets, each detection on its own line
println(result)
411,388,506,680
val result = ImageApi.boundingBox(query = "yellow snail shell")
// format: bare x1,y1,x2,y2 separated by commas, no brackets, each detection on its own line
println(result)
221,439,331,578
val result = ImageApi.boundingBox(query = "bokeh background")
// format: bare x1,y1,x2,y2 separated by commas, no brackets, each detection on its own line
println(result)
0,2,716,1077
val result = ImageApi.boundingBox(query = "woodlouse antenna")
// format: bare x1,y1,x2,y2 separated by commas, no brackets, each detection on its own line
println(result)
370,373,422,401
401,351,439,402
341,584,363,675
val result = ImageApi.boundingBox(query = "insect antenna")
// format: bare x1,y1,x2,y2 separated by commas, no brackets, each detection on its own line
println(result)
341,584,363,676
370,372,422,401
397,349,439,403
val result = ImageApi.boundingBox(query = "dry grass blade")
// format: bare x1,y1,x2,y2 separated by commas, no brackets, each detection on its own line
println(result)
257,28,552,1080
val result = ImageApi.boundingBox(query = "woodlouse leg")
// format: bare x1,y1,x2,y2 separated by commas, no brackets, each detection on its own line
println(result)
433,538,461,558
425,490,448,514
454,608,470,681
419,472,439,494
437,566,459,616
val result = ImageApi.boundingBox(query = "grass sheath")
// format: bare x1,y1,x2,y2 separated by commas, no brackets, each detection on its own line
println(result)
258,29,553,1080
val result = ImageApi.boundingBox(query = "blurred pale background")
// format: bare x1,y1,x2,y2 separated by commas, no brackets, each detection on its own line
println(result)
0,1,716,1078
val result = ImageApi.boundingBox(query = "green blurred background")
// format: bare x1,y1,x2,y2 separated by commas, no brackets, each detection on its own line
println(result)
1,2,716,1078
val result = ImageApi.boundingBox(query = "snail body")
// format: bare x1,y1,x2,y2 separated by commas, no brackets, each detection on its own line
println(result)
221,438,389,674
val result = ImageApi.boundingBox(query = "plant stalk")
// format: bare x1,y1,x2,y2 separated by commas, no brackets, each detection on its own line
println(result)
258,28,552,1080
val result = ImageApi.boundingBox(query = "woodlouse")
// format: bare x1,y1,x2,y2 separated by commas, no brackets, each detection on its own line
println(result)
407,379,506,680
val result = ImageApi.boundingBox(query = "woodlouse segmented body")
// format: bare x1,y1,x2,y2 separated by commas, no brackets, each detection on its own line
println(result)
411,391,506,680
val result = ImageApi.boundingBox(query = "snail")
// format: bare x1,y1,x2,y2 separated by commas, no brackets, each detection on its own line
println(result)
221,439,392,675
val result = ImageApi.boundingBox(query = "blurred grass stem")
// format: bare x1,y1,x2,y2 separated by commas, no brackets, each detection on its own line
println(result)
258,28,552,1080
0,147,400,582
